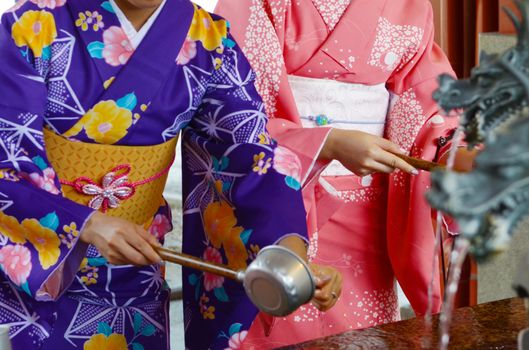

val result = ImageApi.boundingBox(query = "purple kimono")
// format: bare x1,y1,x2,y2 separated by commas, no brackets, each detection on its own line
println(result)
0,1,308,349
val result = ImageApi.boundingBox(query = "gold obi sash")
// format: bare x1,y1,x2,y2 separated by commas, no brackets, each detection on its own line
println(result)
43,128,178,225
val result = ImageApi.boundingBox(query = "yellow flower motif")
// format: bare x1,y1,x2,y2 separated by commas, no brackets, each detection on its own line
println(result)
63,222,79,237
214,57,222,70
224,230,248,271
79,258,88,271
59,222,80,248
62,115,87,138
0,213,64,270
250,244,260,255
64,101,132,145
0,169,19,181
12,10,57,58
75,11,104,32
103,77,115,89
248,244,261,260
75,12,89,31
83,333,128,350
203,201,240,249
140,104,149,112
22,219,60,270
252,152,272,175
213,180,223,195
78,258,99,285
258,132,272,145
0,212,26,244
81,276,97,285
199,294,216,320
188,5,227,51
202,305,215,320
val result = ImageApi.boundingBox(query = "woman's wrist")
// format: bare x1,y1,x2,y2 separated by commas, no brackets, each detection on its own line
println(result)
319,128,338,161
79,211,102,244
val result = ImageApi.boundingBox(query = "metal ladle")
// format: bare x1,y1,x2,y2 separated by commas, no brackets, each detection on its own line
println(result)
155,245,315,317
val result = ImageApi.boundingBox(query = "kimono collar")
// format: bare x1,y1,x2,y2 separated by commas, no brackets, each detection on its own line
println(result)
317,0,387,72
67,0,194,110
311,0,351,31
109,0,167,49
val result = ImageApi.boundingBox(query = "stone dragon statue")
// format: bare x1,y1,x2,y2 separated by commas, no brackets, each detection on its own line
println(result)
428,0,529,260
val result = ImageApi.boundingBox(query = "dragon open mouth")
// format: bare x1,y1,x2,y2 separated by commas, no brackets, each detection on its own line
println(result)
428,116,529,260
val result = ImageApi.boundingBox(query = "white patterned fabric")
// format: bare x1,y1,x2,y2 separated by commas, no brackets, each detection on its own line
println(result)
311,0,351,31
288,75,389,176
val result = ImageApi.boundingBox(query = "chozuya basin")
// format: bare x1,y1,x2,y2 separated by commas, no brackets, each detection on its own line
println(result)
240,245,316,317
157,244,316,317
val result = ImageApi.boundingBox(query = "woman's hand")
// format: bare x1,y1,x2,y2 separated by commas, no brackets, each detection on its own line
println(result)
80,212,162,266
319,129,418,176
277,237,342,311
310,263,343,312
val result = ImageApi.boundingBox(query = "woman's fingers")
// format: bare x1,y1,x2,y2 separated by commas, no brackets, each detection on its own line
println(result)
310,264,343,312
375,150,418,175
377,137,406,155
128,227,162,265
361,160,396,174
106,235,149,265
314,275,332,288
313,286,340,311
81,213,164,266
138,226,162,247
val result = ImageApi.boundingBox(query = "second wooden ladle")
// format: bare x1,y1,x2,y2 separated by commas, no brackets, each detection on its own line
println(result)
392,152,445,172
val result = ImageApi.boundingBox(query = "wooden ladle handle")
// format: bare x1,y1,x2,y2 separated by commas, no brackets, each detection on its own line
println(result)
155,246,241,281
393,153,445,172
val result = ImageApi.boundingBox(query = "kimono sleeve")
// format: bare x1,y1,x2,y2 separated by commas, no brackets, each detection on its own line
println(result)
384,3,459,315
215,0,332,191
180,32,309,349
0,9,95,301
385,3,459,156
182,32,308,259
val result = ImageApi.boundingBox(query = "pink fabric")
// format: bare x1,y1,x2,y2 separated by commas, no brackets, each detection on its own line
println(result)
202,247,225,292
216,0,458,346
102,26,134,66
0,245,32,287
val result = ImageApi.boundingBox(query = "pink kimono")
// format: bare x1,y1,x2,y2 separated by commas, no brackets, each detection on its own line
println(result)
216,0,458,347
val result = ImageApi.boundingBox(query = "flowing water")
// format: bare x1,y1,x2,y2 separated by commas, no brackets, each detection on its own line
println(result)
424,124,466,349
439,238,471,350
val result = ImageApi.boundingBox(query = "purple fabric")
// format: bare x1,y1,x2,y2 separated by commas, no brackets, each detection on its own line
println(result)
0,1,308,349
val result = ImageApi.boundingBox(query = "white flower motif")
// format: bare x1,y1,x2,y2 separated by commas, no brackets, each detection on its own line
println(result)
75,170,134,211
368,17,424,72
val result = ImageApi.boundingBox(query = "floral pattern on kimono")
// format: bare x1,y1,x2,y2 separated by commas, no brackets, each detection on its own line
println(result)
216,0,459,347
0,1,308,349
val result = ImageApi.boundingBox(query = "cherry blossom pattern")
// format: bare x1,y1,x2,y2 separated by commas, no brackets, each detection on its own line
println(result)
312,0,351,31
368,17,424,72
244,0,289,117
347,288,399,328
385,89,427,153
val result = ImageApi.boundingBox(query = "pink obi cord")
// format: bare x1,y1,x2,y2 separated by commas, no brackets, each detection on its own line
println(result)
60,162,174,212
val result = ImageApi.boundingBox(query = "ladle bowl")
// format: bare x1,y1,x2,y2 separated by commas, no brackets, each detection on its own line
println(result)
156,245,315,317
